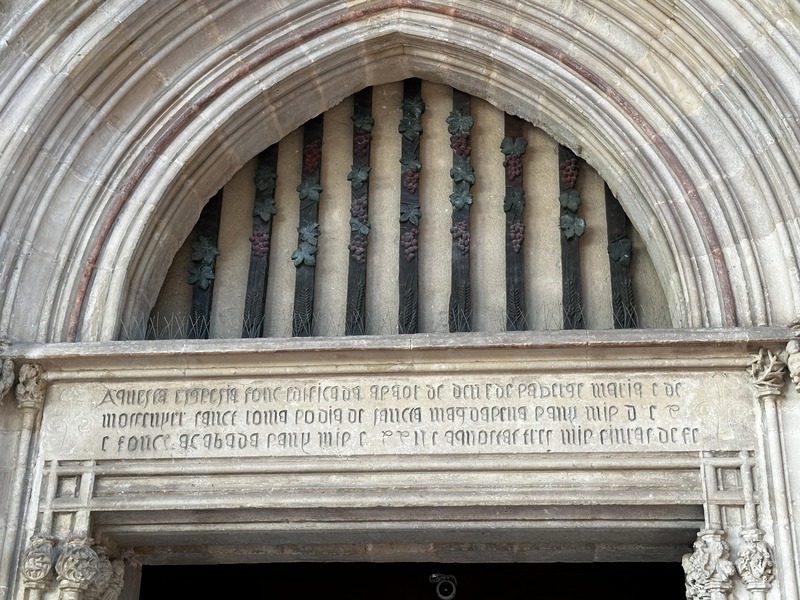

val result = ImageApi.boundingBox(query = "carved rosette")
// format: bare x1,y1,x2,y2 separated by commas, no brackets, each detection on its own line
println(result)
16,362,45,412
55,537,100,600
735,529,775,593
20,535,58,589
682,530,736,600
0,356,13,406
749,349,787,400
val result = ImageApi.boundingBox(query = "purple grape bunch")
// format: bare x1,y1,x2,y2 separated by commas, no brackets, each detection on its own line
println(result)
401,227,419,262
509,220,524,253
560,158,579,188
504,154,522,182
250,226,270,258
402,167,420,194
349,234,368,264
303,143,321,175
450,221,470,256
450,135,471,158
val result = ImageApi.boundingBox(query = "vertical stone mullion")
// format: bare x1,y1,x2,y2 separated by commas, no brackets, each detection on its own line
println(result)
558,145,585,330
605,184,637,328
397,79,424,334
187,190,222,339
502,115,528,331
292,116,324,337
448,89,474,332
242,147,278,337
346,89,373,336
577,162,611,329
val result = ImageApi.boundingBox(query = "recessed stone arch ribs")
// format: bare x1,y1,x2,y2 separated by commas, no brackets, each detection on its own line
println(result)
0,1,797,342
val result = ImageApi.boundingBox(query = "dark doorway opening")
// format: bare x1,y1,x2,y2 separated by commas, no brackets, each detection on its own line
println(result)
141,562,684,599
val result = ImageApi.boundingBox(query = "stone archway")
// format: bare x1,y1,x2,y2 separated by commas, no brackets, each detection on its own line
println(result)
1,2,800,343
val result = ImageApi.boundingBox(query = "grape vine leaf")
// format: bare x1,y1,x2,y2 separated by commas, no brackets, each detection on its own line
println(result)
608,238,633,266
188,263,215,289
559,189,581,212
446,110,473,136
253,197,277,222
190,236,219,265
398,117,423,141
503,187,525,218
351,108,374,132
500,136,528,157
450,157,475,185
297,222,320,245
402,96,426,119
350,217,371,236
254,164,277,192
347,165,371,189
450,188,473,211
400,204,421,225
297,178,323,202
291,242,317,267
560,213,586,240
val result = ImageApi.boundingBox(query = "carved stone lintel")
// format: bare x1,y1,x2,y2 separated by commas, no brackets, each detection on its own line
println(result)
749,349,787,399
55,537,99,600
16,363,45,413
20,535,58,590
735,529,775,593
682,529,736,600
0,357,13,406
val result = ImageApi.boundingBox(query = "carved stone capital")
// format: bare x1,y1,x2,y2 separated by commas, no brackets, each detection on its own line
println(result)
735,529,775,592
0,357,13,406
787,320,800,393
55,537,99,597
682,529,736,600
16,362,45,413
749,349,787,400
84,546,112,600
20,534,58,590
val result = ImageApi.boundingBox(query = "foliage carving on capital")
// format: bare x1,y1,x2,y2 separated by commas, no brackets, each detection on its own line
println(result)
749,349,787,399
55,537,99,592
735,528,775,593
16,362,45,412
20,534,58,589
84,546,113,600
0,357,13,406
682,530,735,600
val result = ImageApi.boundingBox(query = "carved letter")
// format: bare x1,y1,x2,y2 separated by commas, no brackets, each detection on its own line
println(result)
55,537,99,600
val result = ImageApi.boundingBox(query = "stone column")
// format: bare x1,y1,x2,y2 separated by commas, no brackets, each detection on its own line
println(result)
1,363,45,600
749,347,797,600
54,538,99,600
682,529,736,600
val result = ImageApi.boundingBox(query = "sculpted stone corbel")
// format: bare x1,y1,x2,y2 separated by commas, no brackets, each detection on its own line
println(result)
0,356,13,406
749,348,787,399
682,530,736,600
20,535,58,591
735,528,775,596
15,363,45,414
55,537,99,600
787,319,800,393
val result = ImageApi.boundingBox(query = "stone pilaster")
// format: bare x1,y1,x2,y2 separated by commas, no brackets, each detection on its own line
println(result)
54,538,99,600
682,529,736,600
